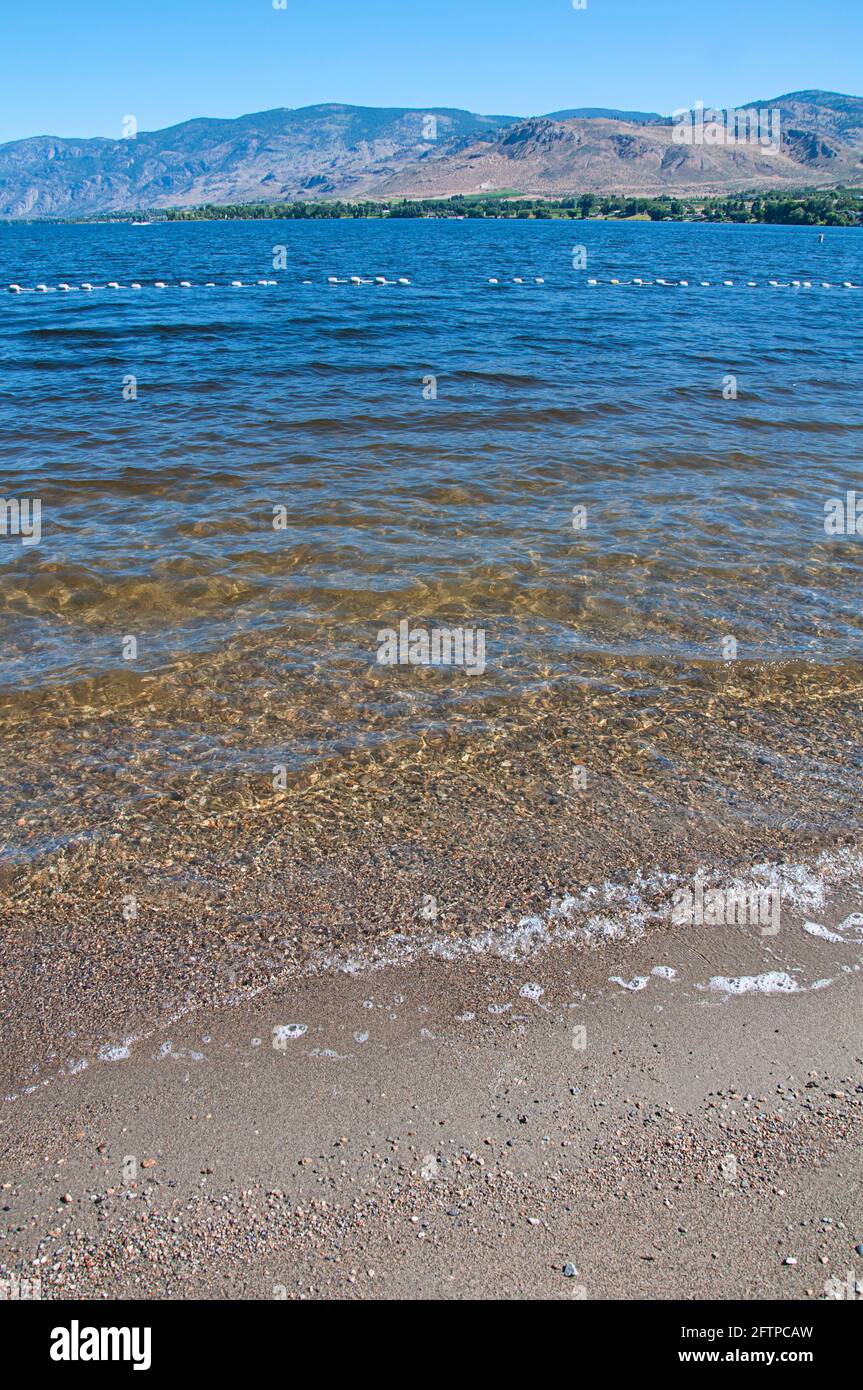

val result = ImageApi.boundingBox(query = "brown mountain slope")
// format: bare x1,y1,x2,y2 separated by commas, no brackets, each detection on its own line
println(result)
375,113,863,199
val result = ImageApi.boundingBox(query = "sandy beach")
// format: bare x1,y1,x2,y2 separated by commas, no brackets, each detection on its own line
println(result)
2,857,862,1301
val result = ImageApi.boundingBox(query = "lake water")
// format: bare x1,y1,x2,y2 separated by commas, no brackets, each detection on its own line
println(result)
1,219,862,866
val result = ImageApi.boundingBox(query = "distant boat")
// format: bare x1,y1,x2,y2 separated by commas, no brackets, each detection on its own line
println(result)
131,220,153,226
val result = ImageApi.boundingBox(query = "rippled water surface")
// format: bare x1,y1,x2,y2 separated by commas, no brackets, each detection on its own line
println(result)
1,219,862,862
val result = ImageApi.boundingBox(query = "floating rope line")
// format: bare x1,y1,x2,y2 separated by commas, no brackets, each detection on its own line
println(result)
5,276,861,294
582,278,859,289
5,276,413,294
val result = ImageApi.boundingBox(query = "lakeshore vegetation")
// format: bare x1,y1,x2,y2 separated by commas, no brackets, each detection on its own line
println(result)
12,189,863,227
157,189,863,226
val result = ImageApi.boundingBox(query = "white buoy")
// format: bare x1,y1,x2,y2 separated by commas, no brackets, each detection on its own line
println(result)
302,279,312,284
131,282,142,289
610,278,621,285
656,278,669,286
723,280,733,286
488,278,499,285
81,282,93,291
747,281,757,287
633,278,643,285
534,277,545,284
231,280,243,287
107,281,121,289
843,281,856,288
513,277,524,284
679,279,689,286
8,284,22,293
35,283,49,292
769,280,780,286
802,281,812,288
397,277,410,285
791,280,801,287
587,278,598,286
180,280,192,288
375,275,387,284
154,281,167,289
700,281,711,286
204,282,215,288
821,282,832,288
58,282,72,291
350,276,362,285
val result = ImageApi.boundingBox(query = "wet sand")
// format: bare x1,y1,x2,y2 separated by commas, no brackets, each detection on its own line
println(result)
2,881,862,1300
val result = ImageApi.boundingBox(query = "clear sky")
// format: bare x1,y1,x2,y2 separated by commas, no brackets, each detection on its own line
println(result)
2,0,861,143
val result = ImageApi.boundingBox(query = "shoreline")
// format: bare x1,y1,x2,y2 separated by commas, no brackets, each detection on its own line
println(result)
3,840,862,1106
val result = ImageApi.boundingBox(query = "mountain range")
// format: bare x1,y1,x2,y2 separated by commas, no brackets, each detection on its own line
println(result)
1,91,862,218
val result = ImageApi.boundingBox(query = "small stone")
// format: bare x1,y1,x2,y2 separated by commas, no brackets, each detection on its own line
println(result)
563,1263,578,1277
855,1244,863,1258
783,1257,797,1266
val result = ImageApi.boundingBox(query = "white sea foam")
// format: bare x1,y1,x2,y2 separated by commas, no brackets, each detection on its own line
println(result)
805,911,863,943
272,1023,307,1044
309,846,863,979
519,982,544,1001
704,972,800,995
804,921,844,943
155,1041,205,1062
97,1039,134,1062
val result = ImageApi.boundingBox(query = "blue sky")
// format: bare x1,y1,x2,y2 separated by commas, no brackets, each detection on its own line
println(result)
2,0,861,142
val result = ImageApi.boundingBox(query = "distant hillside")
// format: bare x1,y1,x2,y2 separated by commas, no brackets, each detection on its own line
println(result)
0,105,517,218
544,107,667,124
378,93,863,200
1,93,862,218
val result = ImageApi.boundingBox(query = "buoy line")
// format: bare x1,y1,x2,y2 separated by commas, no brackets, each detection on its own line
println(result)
5,276,413,294
581,278,859,290
6,275,861,295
